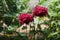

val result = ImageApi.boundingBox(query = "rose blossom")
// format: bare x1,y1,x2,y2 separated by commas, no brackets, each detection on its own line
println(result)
32,5,48,17
18,13,34,24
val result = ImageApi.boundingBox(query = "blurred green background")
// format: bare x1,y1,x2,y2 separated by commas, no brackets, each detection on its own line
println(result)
0,0,60,40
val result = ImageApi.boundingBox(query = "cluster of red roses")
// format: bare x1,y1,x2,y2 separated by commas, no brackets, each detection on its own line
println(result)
18,6,48,24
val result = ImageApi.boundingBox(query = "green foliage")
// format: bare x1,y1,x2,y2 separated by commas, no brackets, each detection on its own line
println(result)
0,0,60,40
0,0,29,40
38,0,60,40
0,0,29,29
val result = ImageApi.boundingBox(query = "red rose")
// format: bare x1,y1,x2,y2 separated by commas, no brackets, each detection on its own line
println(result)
18,13,34,24
32,6,48,17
